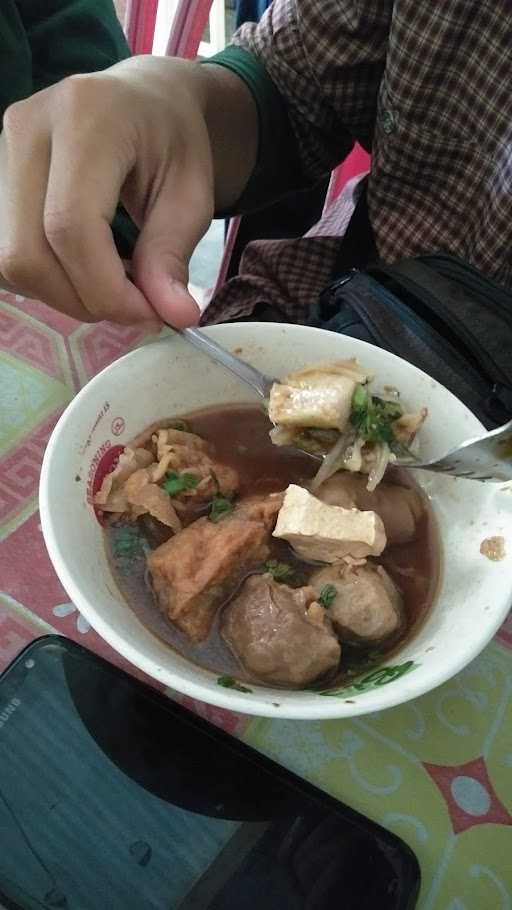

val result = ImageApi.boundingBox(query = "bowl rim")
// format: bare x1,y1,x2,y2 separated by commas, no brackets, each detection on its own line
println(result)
39,324,512,719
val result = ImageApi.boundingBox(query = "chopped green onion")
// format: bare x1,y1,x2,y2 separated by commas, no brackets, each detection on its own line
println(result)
163,472,199,496
264,560,295,582
350,385,403,444
352,383,369,411
209,495,235,523
113,528,142,559
217,675,252,693
318,584,337,609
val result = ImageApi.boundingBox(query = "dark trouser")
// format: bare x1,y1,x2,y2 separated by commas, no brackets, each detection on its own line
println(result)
225,181,330,283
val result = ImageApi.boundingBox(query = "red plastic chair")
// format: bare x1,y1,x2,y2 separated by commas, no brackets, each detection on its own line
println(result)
165,0,213,56
125,0,159,53
323,144,371,213
125,0,213,57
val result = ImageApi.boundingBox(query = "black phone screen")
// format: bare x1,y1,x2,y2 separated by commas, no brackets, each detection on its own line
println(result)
0,637,419,910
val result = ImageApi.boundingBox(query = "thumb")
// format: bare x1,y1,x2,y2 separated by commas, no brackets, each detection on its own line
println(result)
131,171,213,329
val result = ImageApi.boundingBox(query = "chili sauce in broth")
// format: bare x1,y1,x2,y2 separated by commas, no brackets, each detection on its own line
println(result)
105,404,440,687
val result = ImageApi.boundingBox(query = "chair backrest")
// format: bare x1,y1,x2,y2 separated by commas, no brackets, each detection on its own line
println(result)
125,0,214,58
166,0,214,57
323,144,371,213
125,0,159,53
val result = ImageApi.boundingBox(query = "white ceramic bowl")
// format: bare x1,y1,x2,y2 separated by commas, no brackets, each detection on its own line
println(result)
39,324,512,718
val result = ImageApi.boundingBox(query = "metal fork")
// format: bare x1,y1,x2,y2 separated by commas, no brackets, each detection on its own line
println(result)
399,419,512,483
180,328,512,483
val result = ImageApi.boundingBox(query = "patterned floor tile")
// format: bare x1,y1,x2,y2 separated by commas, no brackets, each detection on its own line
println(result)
0,352,71,457
0,300,73,385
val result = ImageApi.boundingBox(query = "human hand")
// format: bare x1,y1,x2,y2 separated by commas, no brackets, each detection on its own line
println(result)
0,57,216,328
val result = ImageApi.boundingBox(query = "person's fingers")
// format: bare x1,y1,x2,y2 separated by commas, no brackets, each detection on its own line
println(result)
130,127,214,328
0,100,93,320
1,68,215,329
42,85,159,327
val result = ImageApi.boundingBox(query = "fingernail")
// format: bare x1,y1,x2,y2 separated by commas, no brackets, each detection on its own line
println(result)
169,279,193,301
166,280,200,327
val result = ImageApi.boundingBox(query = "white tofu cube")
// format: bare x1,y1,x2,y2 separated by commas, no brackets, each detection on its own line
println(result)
268,373,356,430
273,484,386,562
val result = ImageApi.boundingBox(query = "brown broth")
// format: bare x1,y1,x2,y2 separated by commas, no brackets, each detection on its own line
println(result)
105,404,440,688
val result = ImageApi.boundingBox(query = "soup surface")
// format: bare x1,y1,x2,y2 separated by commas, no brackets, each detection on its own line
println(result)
104,404,440,689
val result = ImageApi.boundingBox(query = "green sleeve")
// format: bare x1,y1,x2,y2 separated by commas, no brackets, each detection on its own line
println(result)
0,4,32,118
0,0,136,258
204,45,304,213
16,0,130,92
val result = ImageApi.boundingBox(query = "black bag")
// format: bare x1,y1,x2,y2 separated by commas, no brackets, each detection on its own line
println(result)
310,254,512,429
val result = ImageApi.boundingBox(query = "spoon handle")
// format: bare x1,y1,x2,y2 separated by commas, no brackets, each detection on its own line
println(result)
181,327,275,400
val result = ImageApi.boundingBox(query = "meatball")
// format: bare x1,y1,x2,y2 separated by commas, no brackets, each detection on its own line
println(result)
316,473,424,545
310,564,403,643
221,575,341,687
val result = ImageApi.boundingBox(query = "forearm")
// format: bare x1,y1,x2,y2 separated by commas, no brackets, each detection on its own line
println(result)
225,0,391,184
201,46,305,214
198,61,259,212
196,0,389,215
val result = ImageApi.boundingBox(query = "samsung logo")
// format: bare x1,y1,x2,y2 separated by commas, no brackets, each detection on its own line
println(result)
0,698,21,729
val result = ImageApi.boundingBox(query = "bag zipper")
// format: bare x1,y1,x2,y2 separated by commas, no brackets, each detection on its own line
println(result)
340,273,489,396
420,254,512,311
369,262,510,389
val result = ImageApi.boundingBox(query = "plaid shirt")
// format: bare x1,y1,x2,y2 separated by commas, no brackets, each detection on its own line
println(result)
204,0,512,324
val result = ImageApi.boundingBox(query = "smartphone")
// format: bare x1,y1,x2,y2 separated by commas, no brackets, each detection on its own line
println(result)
0,636,420,909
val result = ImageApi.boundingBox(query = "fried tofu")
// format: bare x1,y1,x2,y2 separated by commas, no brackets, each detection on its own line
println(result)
269,375,356,431
273,484,386,562
147,512,271,642
234,492,284,529
268,361,369,431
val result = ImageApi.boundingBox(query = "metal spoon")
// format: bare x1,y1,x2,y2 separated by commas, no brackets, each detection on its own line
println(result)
179,328,512,483
181,327,275,399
